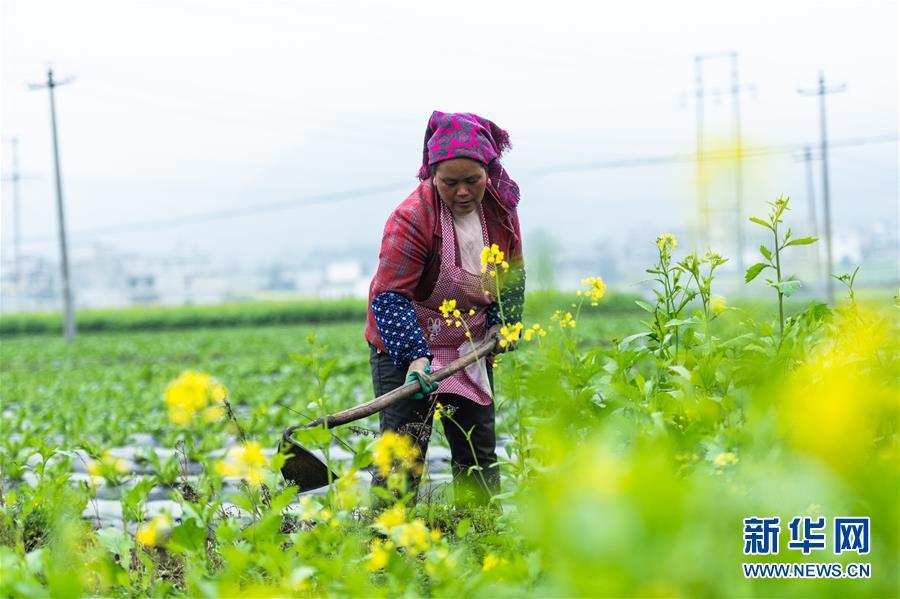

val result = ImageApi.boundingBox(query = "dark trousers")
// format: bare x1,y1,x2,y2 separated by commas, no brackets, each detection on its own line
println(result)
369,345,500,505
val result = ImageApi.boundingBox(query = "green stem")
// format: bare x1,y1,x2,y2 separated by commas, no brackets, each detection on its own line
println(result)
443,412,492,500
774,227,784,341
494,269,506,325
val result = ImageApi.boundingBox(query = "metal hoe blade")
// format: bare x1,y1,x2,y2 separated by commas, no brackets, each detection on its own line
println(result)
278,426,337,493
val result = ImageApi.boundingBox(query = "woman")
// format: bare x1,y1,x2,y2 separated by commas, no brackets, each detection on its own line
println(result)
365,111,525,505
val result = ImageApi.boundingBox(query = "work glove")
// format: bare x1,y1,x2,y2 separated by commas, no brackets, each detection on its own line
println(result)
405,360,439,400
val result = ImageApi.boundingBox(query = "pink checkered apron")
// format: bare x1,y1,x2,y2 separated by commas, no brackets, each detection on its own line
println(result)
413,202,494,405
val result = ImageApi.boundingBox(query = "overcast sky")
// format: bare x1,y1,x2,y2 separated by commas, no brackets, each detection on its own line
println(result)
2,0,897,273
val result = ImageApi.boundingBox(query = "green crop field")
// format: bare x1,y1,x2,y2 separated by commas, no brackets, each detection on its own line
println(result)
1,201,897,598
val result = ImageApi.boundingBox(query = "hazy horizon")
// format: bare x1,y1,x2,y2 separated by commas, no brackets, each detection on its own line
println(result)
2,0,897,282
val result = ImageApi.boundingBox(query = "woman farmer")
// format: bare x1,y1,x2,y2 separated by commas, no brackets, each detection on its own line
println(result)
366,111,525,505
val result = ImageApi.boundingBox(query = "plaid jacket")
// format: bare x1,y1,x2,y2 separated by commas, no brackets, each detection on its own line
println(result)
365,178,525,365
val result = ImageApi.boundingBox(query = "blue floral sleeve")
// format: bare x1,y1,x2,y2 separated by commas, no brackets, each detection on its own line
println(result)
372,292,433,368
486,269,526,328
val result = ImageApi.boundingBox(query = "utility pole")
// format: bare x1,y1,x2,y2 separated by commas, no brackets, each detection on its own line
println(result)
801,146,822,287
28,69,77,341
693,51,752,266
799,71,845,304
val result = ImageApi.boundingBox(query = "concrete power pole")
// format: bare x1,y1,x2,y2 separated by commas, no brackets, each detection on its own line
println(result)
801,146,822,289
694,51,752,271
28,69,77,341
799,71,846,304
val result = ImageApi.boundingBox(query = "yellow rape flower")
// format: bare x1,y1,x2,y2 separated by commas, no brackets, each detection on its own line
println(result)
215,441,269,487
778,312,895,470
711,294,727,314
367,538,393,571
580,276,607,306
135,513,173,547
498,322,523,348
165,370,228,427
201,405,225,423
375,504,406,530
88,450,129,477
656,233,677,252
439,299,457,318
480,244,508,272
522,323,548,342
397,519,432,553
552,311,576,329
210,383,228,403
372,432,420,478
713,452,738,467
483,553,501,572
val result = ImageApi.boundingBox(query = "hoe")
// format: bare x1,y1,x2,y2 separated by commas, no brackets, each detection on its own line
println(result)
279,334,499,492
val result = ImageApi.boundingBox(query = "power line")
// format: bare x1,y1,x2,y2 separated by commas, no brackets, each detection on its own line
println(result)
20,181,412,244
518,133,896,176
16,133,897,246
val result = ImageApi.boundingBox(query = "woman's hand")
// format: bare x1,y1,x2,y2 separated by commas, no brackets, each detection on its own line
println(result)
487,324,518,354
405,357,438,400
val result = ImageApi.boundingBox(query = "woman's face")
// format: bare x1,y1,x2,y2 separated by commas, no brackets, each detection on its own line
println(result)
433,158,488,218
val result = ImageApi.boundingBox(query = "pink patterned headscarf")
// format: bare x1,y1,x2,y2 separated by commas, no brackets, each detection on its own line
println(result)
417,111,520,211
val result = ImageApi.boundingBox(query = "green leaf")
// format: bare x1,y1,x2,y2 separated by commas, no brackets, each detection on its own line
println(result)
292,425,332,448
665,317,698,328
96,527,135,570
167,521,206,554
351,447,374,470
769,280,803,297
618,332,651,349
669,365,691,380
634,300,654,314
269,452,287,472
784,236,818,247
268,486,299,513
749,217,772,230
229,492,256,513
744,263,771,283
759,245,772,261
455,518,471,538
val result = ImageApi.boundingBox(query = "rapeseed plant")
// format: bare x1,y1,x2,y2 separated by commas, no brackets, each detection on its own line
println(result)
164,370,227,426
577,276,607,306
498,322,523,348
372,431,421,480
214,440,269,487
134,513,173,547
745,195,817,342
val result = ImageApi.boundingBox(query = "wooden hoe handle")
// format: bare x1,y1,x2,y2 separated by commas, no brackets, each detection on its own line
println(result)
284,334,499,435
